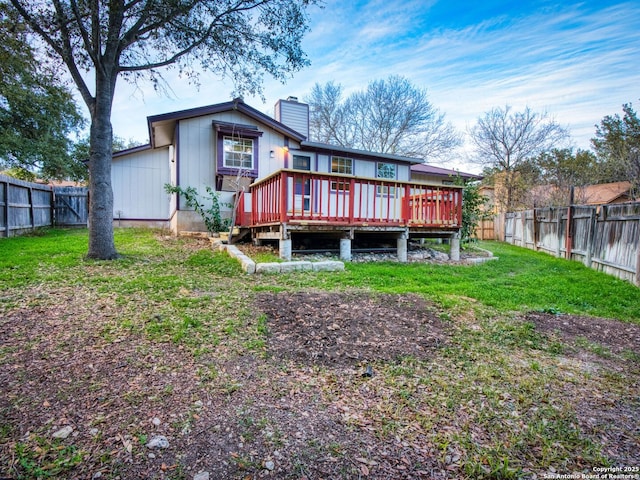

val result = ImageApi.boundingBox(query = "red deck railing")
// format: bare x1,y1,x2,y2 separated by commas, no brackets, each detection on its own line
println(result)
236,169,462,229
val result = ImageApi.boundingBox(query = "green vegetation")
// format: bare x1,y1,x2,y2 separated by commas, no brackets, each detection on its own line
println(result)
164,184,231,233
0,228,638,479
293,241,640,322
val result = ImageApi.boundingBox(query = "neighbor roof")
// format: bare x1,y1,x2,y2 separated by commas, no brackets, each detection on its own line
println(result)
575,181,633,205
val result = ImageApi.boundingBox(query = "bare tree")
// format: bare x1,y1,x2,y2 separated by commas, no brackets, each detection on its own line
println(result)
469,105,569,210
6,0,317,259
307,81,345,144
306,76,460,161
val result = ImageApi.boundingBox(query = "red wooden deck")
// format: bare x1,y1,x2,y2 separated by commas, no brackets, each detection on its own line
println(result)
235,169,463,231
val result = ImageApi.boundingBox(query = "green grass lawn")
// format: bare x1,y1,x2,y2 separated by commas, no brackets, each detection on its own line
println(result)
2,228,637,322
1,228,638,479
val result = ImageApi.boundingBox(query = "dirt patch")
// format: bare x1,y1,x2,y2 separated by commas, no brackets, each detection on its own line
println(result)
525,311,640,467
524,311,640,355
256,291,449,368
2,282,639,479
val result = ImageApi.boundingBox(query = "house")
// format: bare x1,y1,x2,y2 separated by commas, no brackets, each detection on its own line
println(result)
111,97,464,261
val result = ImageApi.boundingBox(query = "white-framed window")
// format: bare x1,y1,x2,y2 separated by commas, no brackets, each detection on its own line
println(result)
376,162,397,196
223,136,253,169
331,156,353,175
330,180,351,192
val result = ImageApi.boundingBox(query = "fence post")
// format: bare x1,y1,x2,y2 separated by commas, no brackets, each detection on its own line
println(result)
555,207,562,258
2,179,8,237
585,207,597,268
636,218,640,287
28,187,35,231
565,204,574,259
51,188,56,226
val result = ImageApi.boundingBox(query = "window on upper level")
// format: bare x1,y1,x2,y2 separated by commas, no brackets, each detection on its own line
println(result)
377,162,396,180
214,122,262,178
331,156,353,175
223,136,254,169
293,154,311,171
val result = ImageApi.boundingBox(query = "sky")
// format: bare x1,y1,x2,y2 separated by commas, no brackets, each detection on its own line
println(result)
109,0,640,173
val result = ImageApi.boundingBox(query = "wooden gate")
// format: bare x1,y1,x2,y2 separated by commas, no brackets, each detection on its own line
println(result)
54,186,88,226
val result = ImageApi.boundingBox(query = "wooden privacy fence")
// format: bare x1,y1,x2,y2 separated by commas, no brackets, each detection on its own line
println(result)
0,174,88,237
499,202,640,286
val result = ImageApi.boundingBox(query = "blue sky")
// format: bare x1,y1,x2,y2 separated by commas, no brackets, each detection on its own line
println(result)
110,0,640,172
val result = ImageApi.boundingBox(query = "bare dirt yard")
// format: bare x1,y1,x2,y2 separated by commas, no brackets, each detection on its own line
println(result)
2,289,639,479
1,236,639,479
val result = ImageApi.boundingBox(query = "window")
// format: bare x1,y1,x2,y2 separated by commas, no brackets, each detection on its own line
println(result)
293,154,311,170
331,156,353,175
377,162,395,179
214,122,262,178
377,162,396,196
223,136,253,169
292,155,311,211
331,181,351,192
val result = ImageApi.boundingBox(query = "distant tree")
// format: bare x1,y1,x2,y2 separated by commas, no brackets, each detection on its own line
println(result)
591,103,640,195
7,0,318,259
306,76,460,161
531,148,598,205
0,4,84,181
469,105,569,210
68,135,146,183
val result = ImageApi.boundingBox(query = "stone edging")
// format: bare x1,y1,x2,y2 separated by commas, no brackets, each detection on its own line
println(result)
213,241,345,275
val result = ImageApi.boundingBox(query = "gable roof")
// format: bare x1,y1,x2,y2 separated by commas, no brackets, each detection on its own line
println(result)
147,98,306,148
123,98,456,167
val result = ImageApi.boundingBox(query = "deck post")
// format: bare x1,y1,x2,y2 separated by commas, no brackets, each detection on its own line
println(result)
279,238,292,261
450,232,461,261
339,238,352,262
397,234,408,263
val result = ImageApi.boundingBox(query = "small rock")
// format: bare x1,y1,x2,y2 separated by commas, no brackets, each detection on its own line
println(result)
193,400,203,410
193,472,210,480
146,435,169,449
92,472,102,479
152,417,161,426
52,426,73,439
89,428,99,436
148,453,156,459
264,460,275,471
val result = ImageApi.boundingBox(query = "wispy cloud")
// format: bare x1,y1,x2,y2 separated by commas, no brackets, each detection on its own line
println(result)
110,0,640,171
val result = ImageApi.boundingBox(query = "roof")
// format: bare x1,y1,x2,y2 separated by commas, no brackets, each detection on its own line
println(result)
300,141,423,164
575,181,634,205
411,163,482,180
147,98,306,148
112,144,152,158
119,98,453,167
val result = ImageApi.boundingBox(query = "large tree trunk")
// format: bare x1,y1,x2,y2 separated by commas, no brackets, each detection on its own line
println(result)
86,74,118,260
